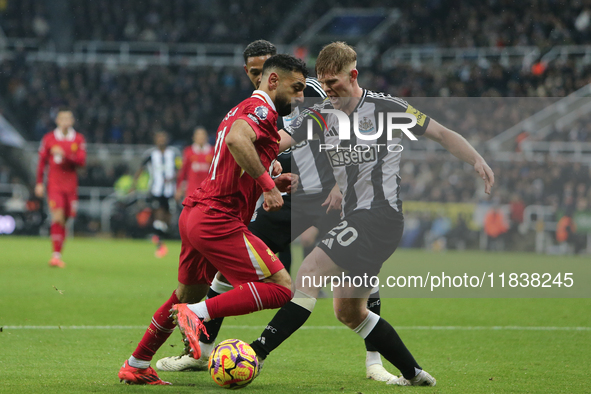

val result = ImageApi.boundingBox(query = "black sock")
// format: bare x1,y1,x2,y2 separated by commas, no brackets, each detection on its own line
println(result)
365,318,421,379
365,291,381,352
200,288,224,344
250,301,312,359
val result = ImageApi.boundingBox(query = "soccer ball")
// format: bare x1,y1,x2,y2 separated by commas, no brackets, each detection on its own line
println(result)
208,339,259,389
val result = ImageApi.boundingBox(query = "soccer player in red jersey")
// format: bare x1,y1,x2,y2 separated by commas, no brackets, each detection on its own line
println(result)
175,127,213,201
35,107,86,268
118,54,307,385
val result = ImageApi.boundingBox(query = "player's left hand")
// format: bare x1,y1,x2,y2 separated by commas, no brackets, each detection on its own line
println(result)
474,160,494,194
50,145,65,156
322,185,342,214
262,187,284,212
274,173,298,194
271,161,282,177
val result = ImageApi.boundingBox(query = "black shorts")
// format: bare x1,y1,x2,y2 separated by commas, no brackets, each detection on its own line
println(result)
317,206,404,278
148,195,171,212
248,193,341,253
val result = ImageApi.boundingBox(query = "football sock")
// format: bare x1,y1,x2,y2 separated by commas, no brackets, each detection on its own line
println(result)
50,222,65,253
250,290,316,359
132,290,179,361
153,220,168,246
198,341,215,359
366,351,382,368
200,278,233,344
365,288,381,352
128,355,150,369
202,281,291,320
354,311,421,380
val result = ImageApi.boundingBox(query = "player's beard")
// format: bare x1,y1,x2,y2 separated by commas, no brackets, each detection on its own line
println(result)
274,92,293,117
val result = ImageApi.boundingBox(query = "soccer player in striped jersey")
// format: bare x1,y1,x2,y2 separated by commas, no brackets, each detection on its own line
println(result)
157,40,395,382
241,42,494,387
131,131,182,258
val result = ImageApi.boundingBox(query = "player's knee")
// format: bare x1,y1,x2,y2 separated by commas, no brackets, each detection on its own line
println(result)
175,283,208,303
51,213,66,225
267,268,292,291
334,305,366,329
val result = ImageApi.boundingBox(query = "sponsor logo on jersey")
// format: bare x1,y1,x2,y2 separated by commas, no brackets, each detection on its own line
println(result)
326,146,377,167
405,104,427,127
291,139,309,151
255,106,268,120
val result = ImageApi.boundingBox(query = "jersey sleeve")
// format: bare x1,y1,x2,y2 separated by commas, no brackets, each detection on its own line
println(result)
393,99,430,137
285,106,325,144
237,102,276,140
304,78,327,99
140,148,153,167
36,134,50,184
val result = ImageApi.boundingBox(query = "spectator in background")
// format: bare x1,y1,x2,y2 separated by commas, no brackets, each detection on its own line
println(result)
175,127,213,201
484,200,509,251
556,207,587,254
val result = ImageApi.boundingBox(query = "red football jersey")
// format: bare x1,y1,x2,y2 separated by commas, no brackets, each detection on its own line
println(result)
177,143,213,197
184,90,280,224
36,128,87,193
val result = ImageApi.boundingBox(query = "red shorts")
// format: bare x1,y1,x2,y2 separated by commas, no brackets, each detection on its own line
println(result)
178,205,284,287
47,190,78,218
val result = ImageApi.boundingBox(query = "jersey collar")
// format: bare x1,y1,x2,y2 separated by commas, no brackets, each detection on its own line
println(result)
192,143,211,153
54,127,76,141
252,90,276,112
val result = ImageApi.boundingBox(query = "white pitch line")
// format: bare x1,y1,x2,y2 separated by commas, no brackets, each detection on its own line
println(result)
2,325,590,331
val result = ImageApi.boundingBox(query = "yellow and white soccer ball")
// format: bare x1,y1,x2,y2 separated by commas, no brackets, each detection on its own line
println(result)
208,339,259,389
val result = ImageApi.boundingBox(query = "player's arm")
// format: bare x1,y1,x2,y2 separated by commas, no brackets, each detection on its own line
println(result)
64,136,87,167
130,152,150,193
35,135,49,198
278,129,294,152
423,119,494,194
225,119,282,211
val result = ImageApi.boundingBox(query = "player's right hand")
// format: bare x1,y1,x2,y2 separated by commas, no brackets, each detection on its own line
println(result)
34,183,44,198
262,187,283,212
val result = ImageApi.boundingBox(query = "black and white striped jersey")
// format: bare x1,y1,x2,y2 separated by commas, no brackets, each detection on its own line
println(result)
280,77,336,198
287,89,430,216
141,146,182,198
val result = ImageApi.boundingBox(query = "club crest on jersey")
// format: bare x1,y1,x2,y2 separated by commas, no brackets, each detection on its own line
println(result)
358,117,375,134
255,106,268,120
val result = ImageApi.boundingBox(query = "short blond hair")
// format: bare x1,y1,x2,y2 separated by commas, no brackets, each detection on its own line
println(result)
315,42,357,77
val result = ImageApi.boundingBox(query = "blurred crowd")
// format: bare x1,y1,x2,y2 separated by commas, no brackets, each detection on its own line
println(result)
2,57,591,144
4,0,591,48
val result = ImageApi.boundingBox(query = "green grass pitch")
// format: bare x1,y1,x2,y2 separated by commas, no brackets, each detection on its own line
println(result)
0,236,589,393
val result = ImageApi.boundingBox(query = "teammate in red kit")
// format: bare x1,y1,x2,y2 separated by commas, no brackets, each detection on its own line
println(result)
118,54,307,385
35,107,86,268
175,127,213,201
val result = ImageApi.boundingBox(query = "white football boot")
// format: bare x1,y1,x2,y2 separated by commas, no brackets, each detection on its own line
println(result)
366,364,396,382
387,370,436,386
156,353,208,372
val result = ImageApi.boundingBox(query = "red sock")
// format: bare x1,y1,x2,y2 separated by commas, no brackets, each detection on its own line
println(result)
205,282,291,320
132,290,179,361
50,222,65,254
